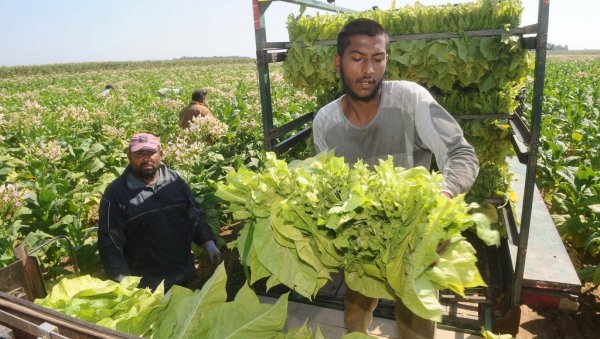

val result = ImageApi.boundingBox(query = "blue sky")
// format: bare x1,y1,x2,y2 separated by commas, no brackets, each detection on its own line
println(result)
0,0,597,67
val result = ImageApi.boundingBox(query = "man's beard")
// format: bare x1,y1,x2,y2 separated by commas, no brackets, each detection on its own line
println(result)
131,165,158,181
340,64,386,102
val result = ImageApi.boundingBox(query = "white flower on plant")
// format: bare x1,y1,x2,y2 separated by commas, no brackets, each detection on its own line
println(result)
28,140,66,162
102,125,126,141
185,114,228,145
153,98,181,111
0,183,32,220
238,118,260,132
58,106,91,123
163,136,206,165
23,100,46,113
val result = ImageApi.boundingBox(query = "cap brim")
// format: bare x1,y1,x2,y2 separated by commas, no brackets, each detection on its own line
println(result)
130,145,159,153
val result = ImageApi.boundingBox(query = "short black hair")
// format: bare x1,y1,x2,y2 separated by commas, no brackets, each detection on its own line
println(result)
337,18,389,56
191,89,207,102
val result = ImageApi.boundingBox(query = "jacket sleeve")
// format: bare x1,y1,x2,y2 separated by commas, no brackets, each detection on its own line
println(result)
412,85,479,196
97,187,130,280
181,179,215,245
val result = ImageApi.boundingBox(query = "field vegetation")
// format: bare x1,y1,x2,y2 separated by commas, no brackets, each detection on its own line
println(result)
0,58,317,278
0,51,598,323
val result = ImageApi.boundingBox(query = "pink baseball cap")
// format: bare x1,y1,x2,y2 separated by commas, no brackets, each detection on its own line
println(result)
129,133,161,152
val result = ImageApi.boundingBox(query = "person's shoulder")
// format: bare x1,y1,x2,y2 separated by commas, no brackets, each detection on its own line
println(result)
161,165,189,186
102,173,127,197
386,80,432,102
314,97,341,121
386,80,425,92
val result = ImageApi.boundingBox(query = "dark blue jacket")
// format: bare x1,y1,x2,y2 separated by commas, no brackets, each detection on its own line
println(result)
98,163,214,290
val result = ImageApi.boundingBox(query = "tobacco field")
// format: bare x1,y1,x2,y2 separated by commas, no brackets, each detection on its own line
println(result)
0,52,599,335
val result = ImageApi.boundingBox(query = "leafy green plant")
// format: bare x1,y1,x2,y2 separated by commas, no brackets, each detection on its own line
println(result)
36,263,357,338
216,152,499,321
525,59,600,280
0,183,32,267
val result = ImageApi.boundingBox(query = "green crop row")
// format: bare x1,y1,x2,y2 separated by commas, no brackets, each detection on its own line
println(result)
0,60,317,277
527,56,600,282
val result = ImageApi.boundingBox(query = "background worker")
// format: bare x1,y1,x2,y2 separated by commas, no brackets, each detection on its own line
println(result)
179,89,215,128
97,132,221,291
312,18,479,338
101,84,114,96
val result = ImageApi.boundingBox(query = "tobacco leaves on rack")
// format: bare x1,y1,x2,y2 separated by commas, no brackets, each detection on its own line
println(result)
282,0,531,202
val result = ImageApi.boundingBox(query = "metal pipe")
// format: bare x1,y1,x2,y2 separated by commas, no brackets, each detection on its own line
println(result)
253,0,275,150
29,236,80,275
511,0,550,307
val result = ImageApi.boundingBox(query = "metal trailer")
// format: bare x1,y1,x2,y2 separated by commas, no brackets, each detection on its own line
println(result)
251,0,581,334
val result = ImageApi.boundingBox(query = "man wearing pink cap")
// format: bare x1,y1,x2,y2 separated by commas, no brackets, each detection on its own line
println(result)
98,132,221,291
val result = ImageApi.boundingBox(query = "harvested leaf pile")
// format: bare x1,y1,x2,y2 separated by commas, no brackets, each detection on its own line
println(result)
217,152,499,320
35,265,330,338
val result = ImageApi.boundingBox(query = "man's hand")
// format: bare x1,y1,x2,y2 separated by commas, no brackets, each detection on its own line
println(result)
203,240,222,267
441,191,453,198
114,274,128,283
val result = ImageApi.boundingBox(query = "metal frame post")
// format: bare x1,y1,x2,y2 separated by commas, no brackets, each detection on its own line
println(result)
253,0,275,150
252,0,355,152
511,0,550,307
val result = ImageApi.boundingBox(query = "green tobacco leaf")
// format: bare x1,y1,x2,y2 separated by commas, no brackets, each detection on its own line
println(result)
198,286,289,339
425,236,486,296
253,217,320,299
400,275,442,321
283,321,321,339
35,275,163,334
218,153,491,318
154,263,228,339
480,37,500,60
344,270,394,300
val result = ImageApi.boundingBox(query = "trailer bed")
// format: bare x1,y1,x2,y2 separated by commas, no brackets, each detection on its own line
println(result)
503,157,581,309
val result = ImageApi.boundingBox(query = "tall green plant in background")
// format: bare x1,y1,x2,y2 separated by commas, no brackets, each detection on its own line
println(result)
527,58,600,284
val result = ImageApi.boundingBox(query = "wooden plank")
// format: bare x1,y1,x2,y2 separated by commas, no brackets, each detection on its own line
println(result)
0,310,69,339
268,112,315,139
0,261,29,299
0,322,15,339
0,292,137,339
13,246,47,300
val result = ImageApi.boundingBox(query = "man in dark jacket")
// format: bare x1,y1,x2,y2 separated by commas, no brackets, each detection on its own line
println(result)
98,132,221,291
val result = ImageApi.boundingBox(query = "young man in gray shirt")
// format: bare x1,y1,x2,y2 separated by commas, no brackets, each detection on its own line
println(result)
312,18,479,338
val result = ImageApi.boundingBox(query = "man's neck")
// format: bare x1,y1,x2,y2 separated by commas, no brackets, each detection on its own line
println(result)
342,93,381,127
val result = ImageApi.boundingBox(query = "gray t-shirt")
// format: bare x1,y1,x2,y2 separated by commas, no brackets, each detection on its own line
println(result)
312,80,479,196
